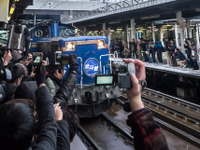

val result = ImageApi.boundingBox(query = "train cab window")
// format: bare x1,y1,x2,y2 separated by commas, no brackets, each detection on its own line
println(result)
33,26,49,38
59,28,72,37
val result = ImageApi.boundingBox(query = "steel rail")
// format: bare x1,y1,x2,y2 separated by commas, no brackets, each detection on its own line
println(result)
77,126,102,150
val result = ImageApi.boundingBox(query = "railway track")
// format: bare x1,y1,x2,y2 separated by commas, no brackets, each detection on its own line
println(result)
118,88,200,148
77,88,200,149
78,112,134,150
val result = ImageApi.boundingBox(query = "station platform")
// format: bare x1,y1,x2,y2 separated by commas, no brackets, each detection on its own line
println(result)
145,62,200,79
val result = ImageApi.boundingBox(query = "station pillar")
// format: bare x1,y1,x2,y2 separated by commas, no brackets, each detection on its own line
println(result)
126,24,130,48
196,24,200,60
175,11,186,55
0,0,9,23
160,26,164,45
151,21,155,43
130,18,136,39
102,23,106,36
186,18,192,39
83,26,87,36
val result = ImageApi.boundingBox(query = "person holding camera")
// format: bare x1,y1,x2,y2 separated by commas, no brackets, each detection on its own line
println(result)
46,54,78,107
0,64,70,150
123,59,169,150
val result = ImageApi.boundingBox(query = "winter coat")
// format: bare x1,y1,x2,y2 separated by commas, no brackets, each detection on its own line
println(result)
31,86,57,150
127,108,169,150
175,51,186,61
46,71,77,108
188,45,198,60
154,42,164,52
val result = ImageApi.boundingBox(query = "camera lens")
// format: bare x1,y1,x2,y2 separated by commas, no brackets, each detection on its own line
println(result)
119,66,127,73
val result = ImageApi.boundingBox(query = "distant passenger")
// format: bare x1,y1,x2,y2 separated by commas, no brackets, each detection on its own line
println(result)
140,39,148,62
186,39,199,70
136,39,142,60
154,40,163,63
172,48,187,68
121,40,131,58
184,39,199,70
129,38,137,59
113,38,121,57
149,41,156,63
167,40,176,65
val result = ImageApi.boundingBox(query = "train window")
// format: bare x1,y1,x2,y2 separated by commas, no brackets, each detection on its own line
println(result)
59,28,72,37
34,26,49,38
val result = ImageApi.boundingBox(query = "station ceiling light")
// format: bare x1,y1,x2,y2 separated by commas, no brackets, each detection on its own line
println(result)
15,0,19,1
8,15,11,21
9,4,15,15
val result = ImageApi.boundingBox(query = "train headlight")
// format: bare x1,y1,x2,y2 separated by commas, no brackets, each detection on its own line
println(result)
97,40,105,49
65,42,76,51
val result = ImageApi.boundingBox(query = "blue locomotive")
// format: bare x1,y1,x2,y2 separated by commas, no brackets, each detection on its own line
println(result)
30,23,122,118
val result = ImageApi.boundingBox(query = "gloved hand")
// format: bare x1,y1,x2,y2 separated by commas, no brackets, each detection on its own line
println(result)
35,65,46,86
69,54,78,72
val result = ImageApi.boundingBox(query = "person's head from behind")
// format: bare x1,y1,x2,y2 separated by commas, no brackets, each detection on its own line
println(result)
63,108,80,142
10,63,27,85
0,101,34,150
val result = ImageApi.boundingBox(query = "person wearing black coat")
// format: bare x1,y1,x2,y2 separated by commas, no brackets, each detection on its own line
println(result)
129,39,137,59
0,65,70,150
172,48,187,67
46,54,78,108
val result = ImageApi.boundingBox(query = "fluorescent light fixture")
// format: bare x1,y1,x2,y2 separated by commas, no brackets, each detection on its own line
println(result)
8,15,11,21
141,15,160,20
9,4,15,15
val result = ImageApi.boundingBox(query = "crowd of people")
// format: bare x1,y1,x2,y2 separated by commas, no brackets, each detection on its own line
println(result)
0,46,170,149
110,38,199,70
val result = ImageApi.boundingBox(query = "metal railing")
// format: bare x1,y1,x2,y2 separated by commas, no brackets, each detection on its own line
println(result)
64,0,177,24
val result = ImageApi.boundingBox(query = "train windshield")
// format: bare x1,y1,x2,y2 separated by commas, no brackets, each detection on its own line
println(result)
59,28,72,37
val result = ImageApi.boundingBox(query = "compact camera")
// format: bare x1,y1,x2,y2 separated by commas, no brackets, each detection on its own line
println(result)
95,60,136,89
32,52,43,65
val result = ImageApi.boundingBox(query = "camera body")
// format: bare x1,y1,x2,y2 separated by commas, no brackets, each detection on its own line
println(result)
95,60,136,89
0,23,30,57
55,51,69,65
32,52,43,66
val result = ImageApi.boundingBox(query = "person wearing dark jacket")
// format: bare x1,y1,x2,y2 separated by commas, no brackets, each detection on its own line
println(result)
124,59,169,150
46,54,78,107
0,65,70,150
154,40,163,63
172,48,187,67
129,38,137,59
187,40,199,70
2,63,27,103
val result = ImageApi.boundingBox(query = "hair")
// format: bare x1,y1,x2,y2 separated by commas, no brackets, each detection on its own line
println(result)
47,64,64,75
63,108,80,142
10,63,27,83
0,102,34,150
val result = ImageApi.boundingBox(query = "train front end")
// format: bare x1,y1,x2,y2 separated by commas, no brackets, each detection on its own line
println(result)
59,36,116,118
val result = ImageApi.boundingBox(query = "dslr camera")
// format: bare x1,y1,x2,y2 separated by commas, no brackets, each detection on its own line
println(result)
0,23,30,56
55,51,69,65
95,60,136,89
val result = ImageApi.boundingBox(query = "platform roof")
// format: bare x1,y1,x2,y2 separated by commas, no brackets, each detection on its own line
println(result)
62,0,200,27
